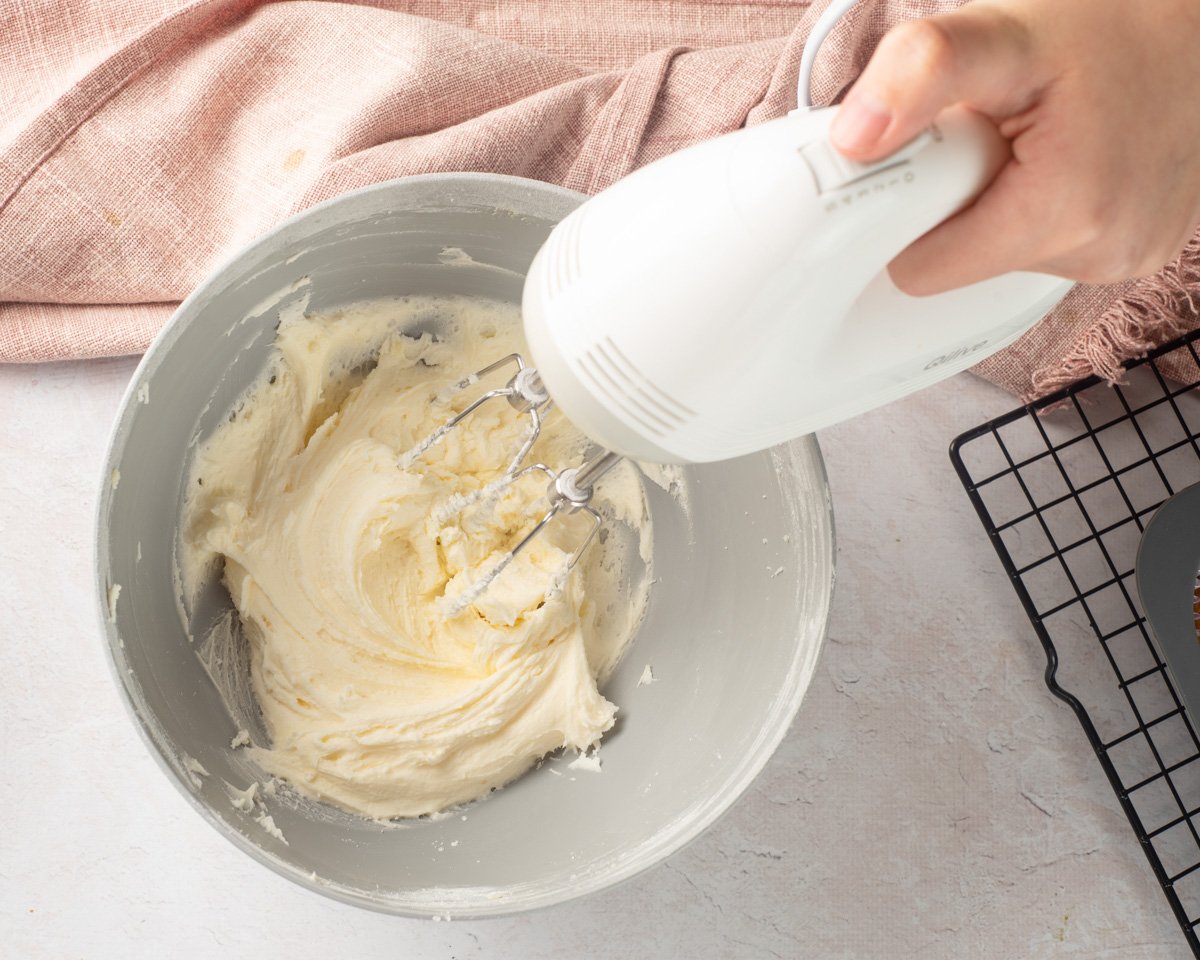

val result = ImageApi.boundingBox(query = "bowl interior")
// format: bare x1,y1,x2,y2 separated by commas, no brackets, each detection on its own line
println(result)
96,174,833,916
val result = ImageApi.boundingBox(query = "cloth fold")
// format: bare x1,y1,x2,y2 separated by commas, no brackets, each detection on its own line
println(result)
2,0,1198,399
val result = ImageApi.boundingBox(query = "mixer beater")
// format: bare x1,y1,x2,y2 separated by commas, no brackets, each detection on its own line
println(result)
400,352,622,611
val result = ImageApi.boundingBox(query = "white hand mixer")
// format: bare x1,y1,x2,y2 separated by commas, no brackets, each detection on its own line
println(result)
407,0,1074,599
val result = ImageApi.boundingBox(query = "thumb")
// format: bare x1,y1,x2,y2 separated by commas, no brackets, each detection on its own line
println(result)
830,5,1038,161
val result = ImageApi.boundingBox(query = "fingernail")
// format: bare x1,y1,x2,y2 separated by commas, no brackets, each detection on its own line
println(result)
831,92,891,152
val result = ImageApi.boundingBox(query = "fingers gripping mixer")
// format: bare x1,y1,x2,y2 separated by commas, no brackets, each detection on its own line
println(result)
414,104,1072,601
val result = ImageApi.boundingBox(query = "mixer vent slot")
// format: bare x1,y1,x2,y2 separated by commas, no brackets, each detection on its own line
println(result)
545,208,587,300
576,337,696,439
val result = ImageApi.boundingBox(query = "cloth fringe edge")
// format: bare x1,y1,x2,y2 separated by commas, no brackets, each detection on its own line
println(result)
1025,235,1200,402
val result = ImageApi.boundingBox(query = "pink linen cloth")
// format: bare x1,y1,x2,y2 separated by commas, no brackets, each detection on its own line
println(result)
2,0,1197,399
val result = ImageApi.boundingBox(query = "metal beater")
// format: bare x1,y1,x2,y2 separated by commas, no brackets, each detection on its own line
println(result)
400,352,622,610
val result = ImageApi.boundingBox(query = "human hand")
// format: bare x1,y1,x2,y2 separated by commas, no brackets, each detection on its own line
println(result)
830,0,1200,295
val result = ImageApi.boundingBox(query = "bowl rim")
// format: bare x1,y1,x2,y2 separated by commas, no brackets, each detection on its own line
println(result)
93,171,836,918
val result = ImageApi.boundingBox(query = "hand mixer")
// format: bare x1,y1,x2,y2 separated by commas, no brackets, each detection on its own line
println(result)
407,0,1075,603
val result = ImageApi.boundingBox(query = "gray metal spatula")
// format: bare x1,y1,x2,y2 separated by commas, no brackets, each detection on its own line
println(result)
1137,481,1200,721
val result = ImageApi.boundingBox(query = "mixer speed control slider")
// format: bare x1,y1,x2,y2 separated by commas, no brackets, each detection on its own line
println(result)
798,128,937,194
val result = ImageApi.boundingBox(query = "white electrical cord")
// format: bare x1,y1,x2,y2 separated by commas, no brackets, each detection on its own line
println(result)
796,0,866,110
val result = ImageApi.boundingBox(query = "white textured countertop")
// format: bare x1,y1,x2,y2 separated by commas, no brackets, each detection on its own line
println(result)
1,357,1190,959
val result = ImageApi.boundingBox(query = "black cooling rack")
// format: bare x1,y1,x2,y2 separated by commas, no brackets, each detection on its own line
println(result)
951,328,1200,956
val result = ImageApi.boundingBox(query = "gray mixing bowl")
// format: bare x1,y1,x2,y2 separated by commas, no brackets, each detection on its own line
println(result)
94,173,835,917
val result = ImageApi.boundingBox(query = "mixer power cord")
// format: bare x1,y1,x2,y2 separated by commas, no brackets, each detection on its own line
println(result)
796,0,866,110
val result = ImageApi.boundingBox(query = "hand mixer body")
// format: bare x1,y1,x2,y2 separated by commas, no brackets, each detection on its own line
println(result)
408,105,1071,597
523,105,1073,464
